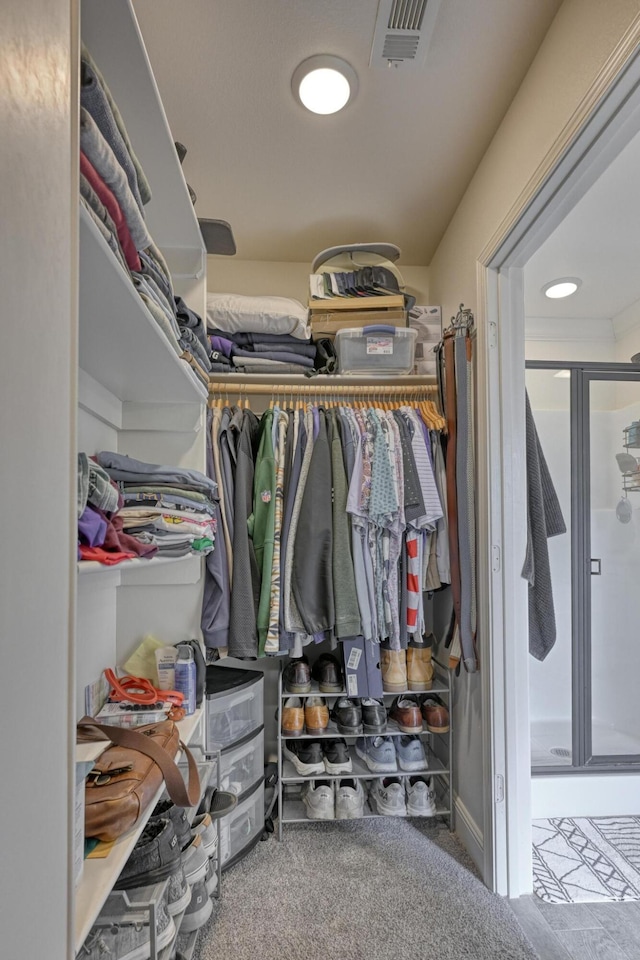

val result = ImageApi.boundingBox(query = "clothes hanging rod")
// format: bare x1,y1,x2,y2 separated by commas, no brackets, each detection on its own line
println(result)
208,379,439,397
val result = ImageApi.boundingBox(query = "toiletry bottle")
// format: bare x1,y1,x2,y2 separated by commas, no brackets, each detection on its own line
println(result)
174,646,196,715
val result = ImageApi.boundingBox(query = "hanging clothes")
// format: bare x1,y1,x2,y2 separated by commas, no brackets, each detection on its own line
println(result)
202,391,449,660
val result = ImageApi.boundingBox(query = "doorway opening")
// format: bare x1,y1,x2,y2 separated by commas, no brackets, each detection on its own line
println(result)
482,44,640,896
526,363,640,787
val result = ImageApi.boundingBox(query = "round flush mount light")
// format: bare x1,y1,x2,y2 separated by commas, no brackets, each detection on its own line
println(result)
542,277,582,299
292,55,358,115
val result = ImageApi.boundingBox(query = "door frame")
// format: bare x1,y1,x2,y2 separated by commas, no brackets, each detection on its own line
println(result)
476,38,640,896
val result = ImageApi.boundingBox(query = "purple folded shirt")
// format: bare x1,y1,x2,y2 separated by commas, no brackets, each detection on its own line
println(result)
78,504,108,547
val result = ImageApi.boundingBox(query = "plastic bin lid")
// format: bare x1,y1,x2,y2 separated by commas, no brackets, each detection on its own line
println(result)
206,663,263,696
312,242,401,274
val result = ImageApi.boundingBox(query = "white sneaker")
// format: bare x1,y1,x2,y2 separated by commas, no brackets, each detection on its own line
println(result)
406,776,437,817
369,777,407,816
191,812,218,858
302,780,335,820
335,778,365,819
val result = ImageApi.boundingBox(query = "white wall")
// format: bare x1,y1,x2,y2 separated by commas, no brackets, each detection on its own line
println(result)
428,0,640,878
208,256,430,305
0,0,76,956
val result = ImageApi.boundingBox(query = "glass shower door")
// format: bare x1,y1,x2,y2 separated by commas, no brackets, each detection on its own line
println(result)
586,373,640,764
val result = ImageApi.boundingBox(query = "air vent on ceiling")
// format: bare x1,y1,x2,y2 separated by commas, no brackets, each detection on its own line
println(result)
370,0,442,70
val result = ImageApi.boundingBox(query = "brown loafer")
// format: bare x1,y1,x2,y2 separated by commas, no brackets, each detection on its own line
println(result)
389,696,423,734
421,696,449,733
282,696,305,737
304,696,329,735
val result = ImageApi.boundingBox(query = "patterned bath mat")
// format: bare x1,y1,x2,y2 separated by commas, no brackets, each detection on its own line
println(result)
533,816,640,903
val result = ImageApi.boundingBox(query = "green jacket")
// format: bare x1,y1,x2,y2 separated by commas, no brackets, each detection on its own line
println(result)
249,410,276,655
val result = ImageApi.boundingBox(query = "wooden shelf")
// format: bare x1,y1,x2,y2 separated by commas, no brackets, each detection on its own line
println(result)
78,553,202,578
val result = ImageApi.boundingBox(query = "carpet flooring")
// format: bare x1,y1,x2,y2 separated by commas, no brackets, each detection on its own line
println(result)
533,816,640,904
191,818,537,960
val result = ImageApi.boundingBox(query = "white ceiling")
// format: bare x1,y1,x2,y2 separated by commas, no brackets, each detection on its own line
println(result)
524,125,640,325
133,0,562,265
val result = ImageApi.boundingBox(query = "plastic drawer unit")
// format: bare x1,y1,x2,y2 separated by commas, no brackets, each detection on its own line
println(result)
205,665,263,753
220,727,264,802
219,779,265,871
335,324,417,375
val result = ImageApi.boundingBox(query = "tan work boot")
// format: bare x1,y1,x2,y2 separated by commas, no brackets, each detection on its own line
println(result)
381,649,408,693
407,646,434,691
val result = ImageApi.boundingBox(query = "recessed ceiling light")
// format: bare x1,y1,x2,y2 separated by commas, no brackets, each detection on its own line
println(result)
542,277,581,299
292,56,358,115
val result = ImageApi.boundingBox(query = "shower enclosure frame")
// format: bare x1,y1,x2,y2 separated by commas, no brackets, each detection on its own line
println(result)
527,359,640,776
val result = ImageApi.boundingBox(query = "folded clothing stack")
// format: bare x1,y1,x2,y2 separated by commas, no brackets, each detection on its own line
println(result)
79,45,210,387
96,451,218,558
206,293,314,375
77,453,158,565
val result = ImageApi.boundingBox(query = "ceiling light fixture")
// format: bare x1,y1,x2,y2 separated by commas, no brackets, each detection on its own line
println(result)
292,55,358,115
542,277,582,299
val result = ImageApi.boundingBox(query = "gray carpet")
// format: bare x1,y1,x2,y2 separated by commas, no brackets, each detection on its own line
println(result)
191,819,537,960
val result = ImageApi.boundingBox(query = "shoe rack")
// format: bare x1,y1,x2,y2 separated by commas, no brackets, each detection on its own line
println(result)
276,654,453,838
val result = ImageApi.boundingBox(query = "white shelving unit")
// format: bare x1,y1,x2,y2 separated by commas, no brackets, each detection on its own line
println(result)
277,660,452,838
74,0,211,954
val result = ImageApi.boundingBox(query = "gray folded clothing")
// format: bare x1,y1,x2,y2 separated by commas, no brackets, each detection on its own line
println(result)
231,356,311,374
78,453,119,517
96,450,218,499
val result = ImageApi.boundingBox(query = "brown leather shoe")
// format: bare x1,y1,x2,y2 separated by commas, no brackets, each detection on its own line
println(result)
282,697,305,736
304,696,329,735
283,658,311,694
381,650,407,693
407,646,433,691
389,696,423,734
421,695,449,733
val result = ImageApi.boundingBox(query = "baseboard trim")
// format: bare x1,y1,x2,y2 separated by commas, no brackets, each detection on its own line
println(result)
454,794,484,874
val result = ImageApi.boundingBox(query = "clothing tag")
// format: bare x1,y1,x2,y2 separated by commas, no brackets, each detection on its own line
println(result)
366,336,393,355
347,647,362,670
347,674,359,697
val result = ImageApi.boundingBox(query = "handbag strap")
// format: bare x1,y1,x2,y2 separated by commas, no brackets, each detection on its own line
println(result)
77,717,200,807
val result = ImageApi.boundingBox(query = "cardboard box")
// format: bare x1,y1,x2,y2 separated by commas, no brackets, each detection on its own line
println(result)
342,638,369,697
311,308,406,339
309,294,404,312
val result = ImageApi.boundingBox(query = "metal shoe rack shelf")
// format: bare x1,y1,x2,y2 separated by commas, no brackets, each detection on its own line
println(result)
276,660,453,838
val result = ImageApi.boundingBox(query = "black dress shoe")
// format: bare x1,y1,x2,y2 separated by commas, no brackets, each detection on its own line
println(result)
311,653,344,693
361,698,387,734
330,698,363,735
283,657,311,694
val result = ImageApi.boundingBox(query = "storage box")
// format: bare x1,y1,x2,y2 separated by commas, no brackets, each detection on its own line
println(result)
219,779,265,869
409,305,442,375
335,325,417,376
220,727,264,801
205,665,263,752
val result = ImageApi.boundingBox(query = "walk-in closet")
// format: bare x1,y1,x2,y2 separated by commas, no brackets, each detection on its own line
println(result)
7,2,640,960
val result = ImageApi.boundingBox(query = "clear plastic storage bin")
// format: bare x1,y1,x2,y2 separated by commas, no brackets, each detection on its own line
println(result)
220,728,264,800
205,665,263,752
335,324,417,375
219,780,265,868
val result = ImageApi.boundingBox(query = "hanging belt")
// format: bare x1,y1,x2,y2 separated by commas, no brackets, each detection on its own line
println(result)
443,332,462,662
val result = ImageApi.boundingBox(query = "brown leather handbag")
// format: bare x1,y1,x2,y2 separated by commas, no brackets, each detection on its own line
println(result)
77,716,201,842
